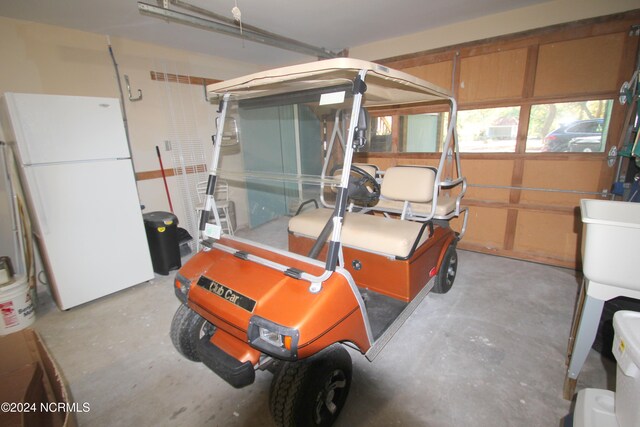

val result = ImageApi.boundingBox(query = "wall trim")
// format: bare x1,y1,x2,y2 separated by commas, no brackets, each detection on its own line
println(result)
150,71,221,86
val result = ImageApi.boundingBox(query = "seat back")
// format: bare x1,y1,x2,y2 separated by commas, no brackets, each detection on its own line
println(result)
353,163,379,178
380,166,436,203
331,163,379,183
214,180,230,204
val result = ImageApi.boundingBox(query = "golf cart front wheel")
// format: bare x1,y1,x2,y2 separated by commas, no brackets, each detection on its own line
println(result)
170,304,214,362
433,244,458,294
269,344,352,427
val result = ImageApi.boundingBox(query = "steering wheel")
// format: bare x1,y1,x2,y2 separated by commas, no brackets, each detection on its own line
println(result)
345,165,381,205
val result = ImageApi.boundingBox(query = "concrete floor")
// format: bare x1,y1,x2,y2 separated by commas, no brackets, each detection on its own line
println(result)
32,228,615,426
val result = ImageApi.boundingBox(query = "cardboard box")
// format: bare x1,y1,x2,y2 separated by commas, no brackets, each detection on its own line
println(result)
0,329,77,427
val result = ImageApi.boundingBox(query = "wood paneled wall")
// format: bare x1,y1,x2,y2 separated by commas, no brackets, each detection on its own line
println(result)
356,10,640,268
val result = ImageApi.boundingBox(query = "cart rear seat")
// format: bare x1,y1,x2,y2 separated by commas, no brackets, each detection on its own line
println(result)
375,166,456,217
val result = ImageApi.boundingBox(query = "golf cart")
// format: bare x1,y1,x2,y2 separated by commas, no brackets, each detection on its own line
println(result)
171,58,468,426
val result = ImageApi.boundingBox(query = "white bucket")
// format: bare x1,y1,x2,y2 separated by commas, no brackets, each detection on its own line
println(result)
0,275,35,335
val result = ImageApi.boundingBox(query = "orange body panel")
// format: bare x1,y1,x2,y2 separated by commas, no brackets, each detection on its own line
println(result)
210,328,261,365
288,225,456,302
297,309,371,358
177,238,372,361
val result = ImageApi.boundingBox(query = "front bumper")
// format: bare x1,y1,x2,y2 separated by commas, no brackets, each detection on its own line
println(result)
196,333,255,389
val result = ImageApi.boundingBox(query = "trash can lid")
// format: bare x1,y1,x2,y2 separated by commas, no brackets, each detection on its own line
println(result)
143,211,179,227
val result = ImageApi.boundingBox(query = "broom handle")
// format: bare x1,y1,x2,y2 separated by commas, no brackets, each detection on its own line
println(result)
155,146,174,213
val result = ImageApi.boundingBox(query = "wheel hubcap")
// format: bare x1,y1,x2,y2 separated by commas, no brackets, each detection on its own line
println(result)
446,255,457,286
199,321,214,339
314,369,347,424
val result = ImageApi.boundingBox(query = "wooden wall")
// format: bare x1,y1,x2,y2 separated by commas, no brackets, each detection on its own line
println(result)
356,10,640,268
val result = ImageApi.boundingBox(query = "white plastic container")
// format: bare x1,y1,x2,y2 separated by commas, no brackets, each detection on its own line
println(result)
574,388,618,427
612,310,640,427
0,275,35,335
580,199,640,292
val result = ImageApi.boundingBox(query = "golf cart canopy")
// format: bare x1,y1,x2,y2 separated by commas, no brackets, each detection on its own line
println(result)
206,58,453,107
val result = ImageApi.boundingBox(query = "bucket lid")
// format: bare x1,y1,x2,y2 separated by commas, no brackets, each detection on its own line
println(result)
143,211,178,227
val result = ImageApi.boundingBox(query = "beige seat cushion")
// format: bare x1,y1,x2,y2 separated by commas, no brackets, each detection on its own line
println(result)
380,166,436,203
288,208,429,258
375,195,457,217
352,163,379,178
377,166,457,217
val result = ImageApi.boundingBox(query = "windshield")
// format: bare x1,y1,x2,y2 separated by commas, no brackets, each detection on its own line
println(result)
211,85,357,247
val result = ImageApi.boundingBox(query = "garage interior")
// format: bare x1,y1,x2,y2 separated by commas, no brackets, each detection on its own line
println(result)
0,1,639,426
33,232,612,427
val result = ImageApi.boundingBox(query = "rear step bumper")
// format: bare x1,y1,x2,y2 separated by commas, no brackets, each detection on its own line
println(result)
197,335,255,388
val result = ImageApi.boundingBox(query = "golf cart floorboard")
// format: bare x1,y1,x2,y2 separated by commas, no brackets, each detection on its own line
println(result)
359,287,408,341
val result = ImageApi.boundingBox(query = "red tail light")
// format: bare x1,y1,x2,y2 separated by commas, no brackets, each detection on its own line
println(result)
542,135,556,152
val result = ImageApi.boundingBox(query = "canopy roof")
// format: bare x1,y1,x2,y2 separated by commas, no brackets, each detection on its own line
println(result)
207,58,453,107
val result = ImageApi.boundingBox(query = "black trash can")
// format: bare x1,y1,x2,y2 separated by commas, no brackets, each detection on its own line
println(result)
143,211,181,275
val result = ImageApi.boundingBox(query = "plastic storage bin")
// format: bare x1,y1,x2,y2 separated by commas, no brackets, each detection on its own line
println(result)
143,211,181,275
573,388,618,427
612,310,640,427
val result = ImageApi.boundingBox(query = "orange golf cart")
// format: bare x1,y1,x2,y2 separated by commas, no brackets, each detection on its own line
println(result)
170,58,467,427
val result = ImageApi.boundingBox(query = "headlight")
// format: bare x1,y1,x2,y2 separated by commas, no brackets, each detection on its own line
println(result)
248,316,299,361
260,327,283,347
174,273,191,304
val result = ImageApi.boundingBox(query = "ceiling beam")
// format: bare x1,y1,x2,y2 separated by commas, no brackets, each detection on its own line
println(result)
138,2,339,59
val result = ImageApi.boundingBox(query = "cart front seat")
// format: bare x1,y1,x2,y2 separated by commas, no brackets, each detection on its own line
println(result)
290,168,442,260
288,208,431,259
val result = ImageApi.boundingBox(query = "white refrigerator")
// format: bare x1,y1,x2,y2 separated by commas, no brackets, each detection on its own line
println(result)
0,93,154,310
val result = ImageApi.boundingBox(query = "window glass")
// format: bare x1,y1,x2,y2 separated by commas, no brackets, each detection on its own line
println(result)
525,100,613,153
457,107,520,152
364,112,449,153
368,115,393,152
398,112,449,153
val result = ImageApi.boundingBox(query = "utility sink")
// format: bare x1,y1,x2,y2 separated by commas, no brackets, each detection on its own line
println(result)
580,199,640,292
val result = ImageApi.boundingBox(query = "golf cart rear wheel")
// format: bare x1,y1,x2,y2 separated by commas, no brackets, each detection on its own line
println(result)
269,344,352,427
170,304,214,362
433,244,458,294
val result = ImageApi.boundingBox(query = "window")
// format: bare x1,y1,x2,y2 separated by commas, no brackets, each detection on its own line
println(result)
399,112,448,153
525,100,613,153
369,115,393,152
363,101,614,154
457,106,521,152
365,112,449,153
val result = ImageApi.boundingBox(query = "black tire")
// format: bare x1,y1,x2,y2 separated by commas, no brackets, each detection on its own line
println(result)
433,244,458,294
170,304,214,362
269,344,352,427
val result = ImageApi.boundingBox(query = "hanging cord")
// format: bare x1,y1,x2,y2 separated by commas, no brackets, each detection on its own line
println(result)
107,36,137,175
231,0,244,48
0,142,38,292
